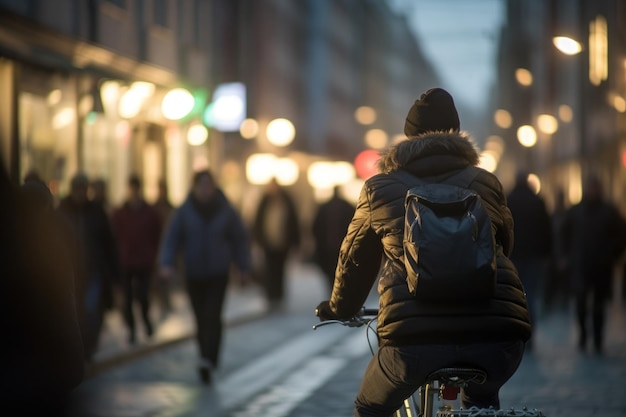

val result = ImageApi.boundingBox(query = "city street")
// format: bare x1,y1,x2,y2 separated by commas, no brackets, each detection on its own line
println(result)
68,262,626,417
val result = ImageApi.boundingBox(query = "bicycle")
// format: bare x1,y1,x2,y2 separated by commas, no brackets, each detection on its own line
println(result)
313,307,545,417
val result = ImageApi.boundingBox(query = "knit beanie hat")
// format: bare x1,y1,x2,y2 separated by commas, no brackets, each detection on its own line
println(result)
404,88,460,137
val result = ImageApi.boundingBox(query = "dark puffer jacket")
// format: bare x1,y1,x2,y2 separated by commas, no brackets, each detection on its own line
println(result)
328,131,531,346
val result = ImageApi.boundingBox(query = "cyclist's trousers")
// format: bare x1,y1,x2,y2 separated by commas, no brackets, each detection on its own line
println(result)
354,340,525,417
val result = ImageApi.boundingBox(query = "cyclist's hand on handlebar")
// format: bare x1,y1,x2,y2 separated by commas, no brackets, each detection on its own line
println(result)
315,300,338,321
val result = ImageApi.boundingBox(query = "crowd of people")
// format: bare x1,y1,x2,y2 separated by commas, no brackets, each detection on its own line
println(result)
507,171,626,355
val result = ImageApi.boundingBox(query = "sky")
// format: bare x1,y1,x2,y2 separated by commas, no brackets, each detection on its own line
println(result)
391,0,505,111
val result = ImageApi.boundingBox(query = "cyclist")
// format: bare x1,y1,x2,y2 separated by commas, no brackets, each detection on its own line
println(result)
316,88,531,417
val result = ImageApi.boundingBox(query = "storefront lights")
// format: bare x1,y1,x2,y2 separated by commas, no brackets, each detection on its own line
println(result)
246,153,277,185
187,123,209,146
162,88,195,120
307,161,356,189
245,153,299,185
239,118,259,139
274,158,299,186
266,118,295,147
118,81,156,119
207,82,246,132
479,151,498,173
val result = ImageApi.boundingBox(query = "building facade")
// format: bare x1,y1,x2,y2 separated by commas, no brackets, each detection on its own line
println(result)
0,0,439,215
492,0,626,210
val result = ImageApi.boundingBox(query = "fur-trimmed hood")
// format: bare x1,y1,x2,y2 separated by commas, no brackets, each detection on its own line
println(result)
377,131,480,174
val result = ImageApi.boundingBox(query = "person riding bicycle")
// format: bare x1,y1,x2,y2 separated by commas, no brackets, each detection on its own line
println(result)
316,88,531,417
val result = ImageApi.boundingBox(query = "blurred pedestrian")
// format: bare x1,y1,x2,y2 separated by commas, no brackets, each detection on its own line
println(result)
112,175,162,344
152,178,176,320
312,185,355,292
547,188,569,311
160,169,252,384
23,168,44,185
561,174,626,354
57,173,120,361
253,178,301,309
1,159,84,417
506,171,552,351
90,177,111,215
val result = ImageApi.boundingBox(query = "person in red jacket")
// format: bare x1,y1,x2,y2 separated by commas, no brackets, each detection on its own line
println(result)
316,88,530,416
112,175,162,344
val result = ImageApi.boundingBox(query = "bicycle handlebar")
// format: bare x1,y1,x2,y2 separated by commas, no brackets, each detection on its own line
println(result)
312,306,378,330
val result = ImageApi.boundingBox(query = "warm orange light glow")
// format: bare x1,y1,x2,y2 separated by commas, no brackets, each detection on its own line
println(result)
515,68,533,86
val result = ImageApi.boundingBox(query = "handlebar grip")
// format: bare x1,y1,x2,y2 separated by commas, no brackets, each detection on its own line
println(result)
361,308,378,316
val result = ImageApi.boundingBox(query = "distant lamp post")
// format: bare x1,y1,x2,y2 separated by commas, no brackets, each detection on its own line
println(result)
515,68,533,87
553,15,606,177
354,106,377,125
537,114,559,135
364,128,388,149
494,109,513,129
517,125,537,148
553,36,582,55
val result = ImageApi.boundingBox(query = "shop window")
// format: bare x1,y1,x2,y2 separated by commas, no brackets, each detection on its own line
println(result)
18,66,79,195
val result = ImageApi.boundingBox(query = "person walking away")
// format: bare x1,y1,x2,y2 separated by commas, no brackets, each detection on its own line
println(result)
90,177,112,216
1,160,84,417
316,88,530,416
312,185,355,292
57,173,120,361
506,171,552,351
547,188,569,311
112,175,162,344
253,177,300,310
561,174,626,354
160,169,252,384
152,178,176,320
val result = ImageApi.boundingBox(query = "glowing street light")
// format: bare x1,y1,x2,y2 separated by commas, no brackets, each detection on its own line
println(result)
553,36,582,55
517,125,537,148
537,114,559,135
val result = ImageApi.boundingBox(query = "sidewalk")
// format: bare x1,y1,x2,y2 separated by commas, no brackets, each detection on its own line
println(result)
88,280,270,376
87,260,329,377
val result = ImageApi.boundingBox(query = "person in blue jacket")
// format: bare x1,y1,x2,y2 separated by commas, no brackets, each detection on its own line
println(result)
160,169,252,384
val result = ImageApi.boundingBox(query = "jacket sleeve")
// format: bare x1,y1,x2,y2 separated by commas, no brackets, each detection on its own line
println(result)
330,184,382,319
160,207,183,268
473,170,514,256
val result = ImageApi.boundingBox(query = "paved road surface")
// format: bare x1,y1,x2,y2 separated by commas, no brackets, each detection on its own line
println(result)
69,262,626,417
